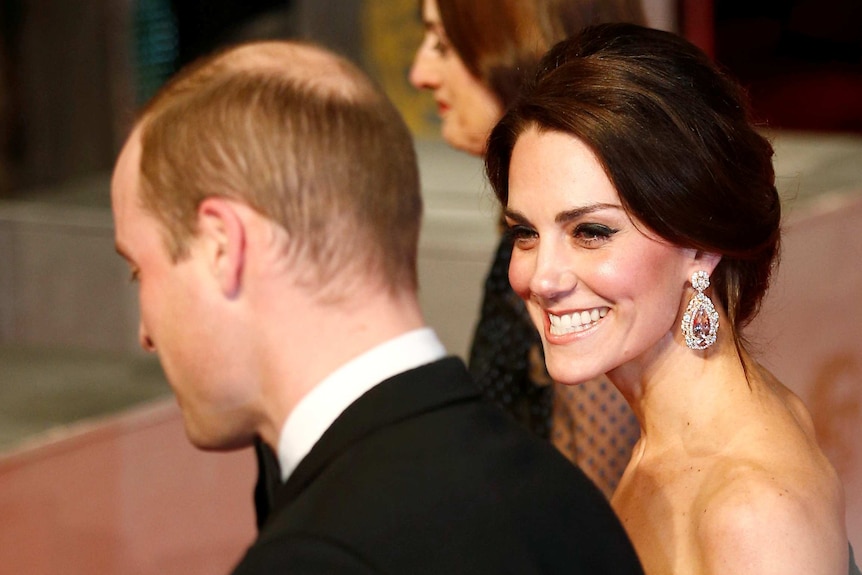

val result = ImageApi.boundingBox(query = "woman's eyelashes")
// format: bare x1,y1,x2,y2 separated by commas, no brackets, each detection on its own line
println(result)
505,221,619,249
432,35,450,56
422,29,450,56
573,223,618,247
506,224,537,247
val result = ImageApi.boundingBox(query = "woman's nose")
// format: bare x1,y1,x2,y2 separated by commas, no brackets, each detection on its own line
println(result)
529,246,578,301
409,40,439,90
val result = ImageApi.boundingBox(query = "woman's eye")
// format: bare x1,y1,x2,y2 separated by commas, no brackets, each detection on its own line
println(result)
507,225,537,246
430,33,450,56
573,223,617,246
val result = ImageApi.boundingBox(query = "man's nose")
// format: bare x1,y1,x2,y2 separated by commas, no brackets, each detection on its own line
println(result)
138,322,155,353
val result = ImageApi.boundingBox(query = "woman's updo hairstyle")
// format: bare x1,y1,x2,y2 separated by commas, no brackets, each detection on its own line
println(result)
486,23,781,342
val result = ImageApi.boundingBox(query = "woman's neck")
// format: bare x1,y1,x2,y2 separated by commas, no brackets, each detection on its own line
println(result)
607,328,755,453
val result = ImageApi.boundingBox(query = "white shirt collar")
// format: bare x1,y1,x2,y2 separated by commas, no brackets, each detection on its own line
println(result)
276,327,446,481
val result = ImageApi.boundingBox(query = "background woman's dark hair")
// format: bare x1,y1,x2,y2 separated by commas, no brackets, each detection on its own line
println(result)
433,0,644,106
485,23,781,344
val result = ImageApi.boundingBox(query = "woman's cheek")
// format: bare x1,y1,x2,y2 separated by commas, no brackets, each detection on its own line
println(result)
507,250,533,300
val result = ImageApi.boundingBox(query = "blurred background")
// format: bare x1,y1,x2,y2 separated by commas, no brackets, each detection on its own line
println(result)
0,1,859,573
0,0,857,197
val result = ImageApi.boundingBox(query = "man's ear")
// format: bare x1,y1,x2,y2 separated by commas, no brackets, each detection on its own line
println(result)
196,197,246,298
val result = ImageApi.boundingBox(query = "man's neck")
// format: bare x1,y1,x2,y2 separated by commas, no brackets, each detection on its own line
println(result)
251,283,427,449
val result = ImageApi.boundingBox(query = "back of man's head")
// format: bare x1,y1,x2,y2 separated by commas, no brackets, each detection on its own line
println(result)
136,41,422,297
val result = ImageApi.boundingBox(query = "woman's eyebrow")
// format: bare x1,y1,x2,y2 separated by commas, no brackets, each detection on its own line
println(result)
503,208,530,225
422,19,443,34
555,203,623,224
504,203,623,225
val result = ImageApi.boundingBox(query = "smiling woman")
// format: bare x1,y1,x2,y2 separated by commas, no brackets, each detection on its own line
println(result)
504,131,701,387
486,22,858,575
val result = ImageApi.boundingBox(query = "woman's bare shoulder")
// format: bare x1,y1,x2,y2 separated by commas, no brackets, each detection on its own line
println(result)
696,461,847,575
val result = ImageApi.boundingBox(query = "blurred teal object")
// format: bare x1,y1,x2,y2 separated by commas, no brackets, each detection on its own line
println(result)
133,0,178,106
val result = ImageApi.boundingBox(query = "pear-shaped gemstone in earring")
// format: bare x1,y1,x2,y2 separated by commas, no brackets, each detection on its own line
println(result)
682,292,719,350
692,305,711,339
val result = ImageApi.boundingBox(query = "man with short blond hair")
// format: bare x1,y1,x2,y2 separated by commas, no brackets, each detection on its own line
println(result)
111,40,643,574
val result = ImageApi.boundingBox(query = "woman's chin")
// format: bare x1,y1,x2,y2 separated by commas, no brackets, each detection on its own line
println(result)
441,127,486,157
546,364,596,386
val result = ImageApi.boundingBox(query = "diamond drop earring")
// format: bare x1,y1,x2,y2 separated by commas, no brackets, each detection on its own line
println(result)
681,270,719,350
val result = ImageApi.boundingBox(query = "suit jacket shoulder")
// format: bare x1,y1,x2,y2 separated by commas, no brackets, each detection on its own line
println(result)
234,357,643,575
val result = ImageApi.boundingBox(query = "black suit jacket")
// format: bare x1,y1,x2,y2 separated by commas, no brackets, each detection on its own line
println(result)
233,357,643,574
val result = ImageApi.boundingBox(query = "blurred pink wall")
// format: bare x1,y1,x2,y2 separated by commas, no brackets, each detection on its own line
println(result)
0,399,256,574
750,191,862,552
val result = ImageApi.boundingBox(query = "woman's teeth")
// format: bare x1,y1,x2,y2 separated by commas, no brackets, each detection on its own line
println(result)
548,307,608,336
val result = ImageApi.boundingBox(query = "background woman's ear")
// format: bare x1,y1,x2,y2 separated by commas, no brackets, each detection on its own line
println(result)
196,197,246,298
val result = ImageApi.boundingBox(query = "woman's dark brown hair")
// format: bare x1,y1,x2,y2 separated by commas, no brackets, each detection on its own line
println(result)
486,23,781,344
433,0,644,106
